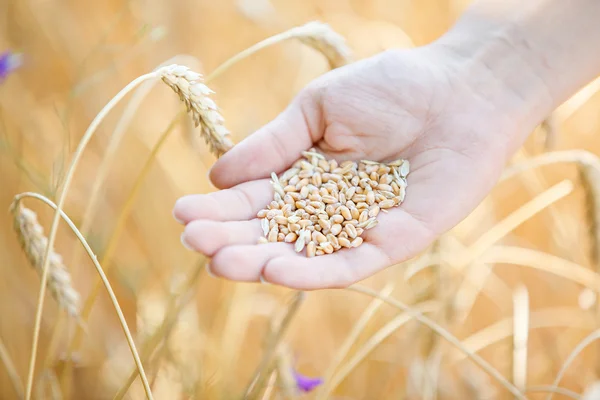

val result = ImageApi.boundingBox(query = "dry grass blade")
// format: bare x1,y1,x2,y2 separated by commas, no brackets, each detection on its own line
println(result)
501,150,600,272
346,285,527,400
461,179,573,264
160,64,233,157
23,70,159,400
327,301,438,393
512,285,529,392
316,282,395,399
482,245,600,291
0,336,24,399
546,329,600,400
13,192,153,400
207,20,351,82
66,111,183,370
10,201,80,317
449,307,593,364
525,386,581,400
112,259,205,400
244,291,305,399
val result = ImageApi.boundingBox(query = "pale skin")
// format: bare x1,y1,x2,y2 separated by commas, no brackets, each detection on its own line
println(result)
174,0,600,290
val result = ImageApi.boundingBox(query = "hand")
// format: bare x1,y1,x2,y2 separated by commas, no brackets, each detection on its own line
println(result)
173,44,535,290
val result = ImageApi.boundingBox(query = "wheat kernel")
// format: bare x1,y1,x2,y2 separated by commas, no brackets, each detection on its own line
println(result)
268,227,278,242
261,219,270,236
359,210,368,223
345,224,357,239
340,206,352,220
351,237,363,247
285,232,298,243
321,242,334,254
274,216,288,225
318,219,331,230
338,237,351,248
379,199,395,209
331,215,344,224
315,232,327,243
307,241,316,257
257,209,268,218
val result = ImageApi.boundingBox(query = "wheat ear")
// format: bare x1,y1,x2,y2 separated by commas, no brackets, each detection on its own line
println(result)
10,201,80,317
160,64,233,157
13,192,153,400
207,20,352,82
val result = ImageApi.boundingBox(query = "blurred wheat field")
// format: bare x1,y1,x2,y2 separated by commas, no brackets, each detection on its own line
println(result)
2,0,600,399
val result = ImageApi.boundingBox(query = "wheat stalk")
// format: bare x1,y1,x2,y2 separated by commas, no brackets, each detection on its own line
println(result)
23,70,160,400
13,192,153,400
347,285,527,400
160,64,233,157
287,21,353,69
207,20,352,82
10,201,80,317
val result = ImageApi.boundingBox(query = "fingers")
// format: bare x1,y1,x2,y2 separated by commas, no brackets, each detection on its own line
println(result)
207,240,390,290
262,244,390,289
209,91,323,189
209,243,297,282
173,179,273,223
182,219,262,256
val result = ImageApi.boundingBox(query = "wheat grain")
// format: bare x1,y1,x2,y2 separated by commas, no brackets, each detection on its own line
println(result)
10,201,80,317
160,64,233,157
289,21,353,69
256,148,409,256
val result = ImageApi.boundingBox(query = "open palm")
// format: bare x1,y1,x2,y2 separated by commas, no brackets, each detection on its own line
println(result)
174,46,526,289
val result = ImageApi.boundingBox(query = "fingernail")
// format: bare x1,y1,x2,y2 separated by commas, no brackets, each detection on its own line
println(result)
205,262,217,278
180,233,194,251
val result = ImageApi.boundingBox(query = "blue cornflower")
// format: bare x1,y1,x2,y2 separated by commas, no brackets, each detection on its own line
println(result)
0,51,23,82
293,369,323,393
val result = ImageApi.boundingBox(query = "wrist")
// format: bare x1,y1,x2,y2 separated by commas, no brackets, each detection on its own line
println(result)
431,18,553,135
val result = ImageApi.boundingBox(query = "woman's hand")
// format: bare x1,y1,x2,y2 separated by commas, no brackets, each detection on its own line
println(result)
172,43,538,290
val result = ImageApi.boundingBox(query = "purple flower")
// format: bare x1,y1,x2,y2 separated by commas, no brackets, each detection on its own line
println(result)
0,51,23,82
293,370,323,393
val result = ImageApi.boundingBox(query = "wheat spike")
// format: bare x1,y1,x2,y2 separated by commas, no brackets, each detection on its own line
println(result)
10,201,80,317
289,21,353,69
160,64,233,157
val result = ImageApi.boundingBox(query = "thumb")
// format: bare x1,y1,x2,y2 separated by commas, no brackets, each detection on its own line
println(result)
208,89,323,189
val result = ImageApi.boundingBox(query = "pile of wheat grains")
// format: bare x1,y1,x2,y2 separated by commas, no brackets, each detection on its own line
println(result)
257,148,409,257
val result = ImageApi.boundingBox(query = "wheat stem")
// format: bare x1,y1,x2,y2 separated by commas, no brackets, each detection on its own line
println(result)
346,285,527,400
526,386,581,399
63,109,183,384
316,282,395,399
21,71,158,400
112,259,205,400
14,192,153,400
207,21,350,82
546,329,600,400
327,301,439,393
0,335,24,399
208,30,299,82
243,291,305,400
